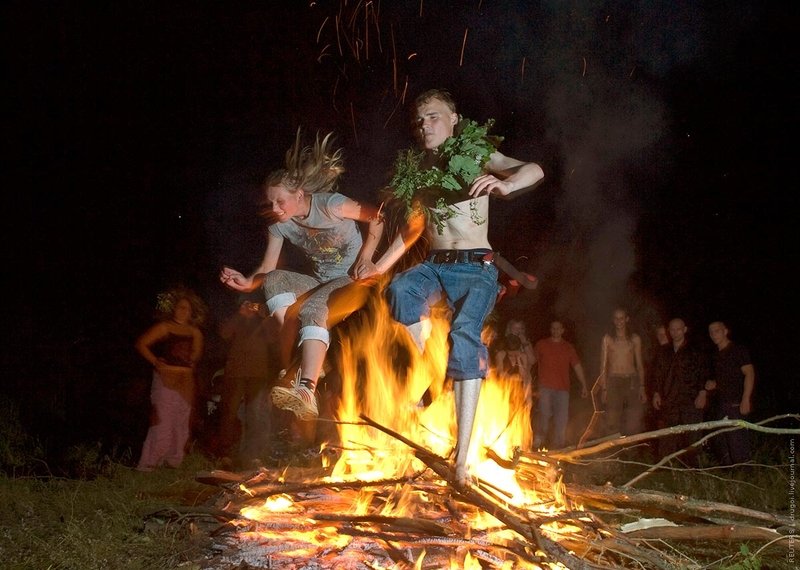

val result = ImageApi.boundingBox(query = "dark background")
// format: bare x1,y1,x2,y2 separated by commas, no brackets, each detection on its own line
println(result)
3,2,796,453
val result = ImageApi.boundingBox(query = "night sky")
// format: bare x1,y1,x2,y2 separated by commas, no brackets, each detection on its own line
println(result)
4,1,796,448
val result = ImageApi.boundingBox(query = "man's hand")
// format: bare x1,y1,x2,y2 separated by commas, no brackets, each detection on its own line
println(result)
652,392,662,410
511,273,538,290
740,399,752,415
468,173,513,197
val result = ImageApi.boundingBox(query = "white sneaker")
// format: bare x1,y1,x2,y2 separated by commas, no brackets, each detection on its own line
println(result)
271,369,319,421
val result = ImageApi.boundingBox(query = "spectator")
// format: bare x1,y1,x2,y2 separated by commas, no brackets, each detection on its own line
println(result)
651,318,710,460
706,321,755,464
531,320,588,450
135,287,206,471
215,295,280,468
598,308,647,436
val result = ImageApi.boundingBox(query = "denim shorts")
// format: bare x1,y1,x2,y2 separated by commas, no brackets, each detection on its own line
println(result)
387,259,499,380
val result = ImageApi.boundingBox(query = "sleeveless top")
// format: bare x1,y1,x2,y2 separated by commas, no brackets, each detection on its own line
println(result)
157,333,194,368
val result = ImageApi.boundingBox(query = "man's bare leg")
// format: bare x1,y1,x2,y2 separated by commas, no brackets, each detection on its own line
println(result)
453,377,481,486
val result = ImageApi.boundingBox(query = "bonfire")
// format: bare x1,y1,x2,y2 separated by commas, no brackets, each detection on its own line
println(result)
186,292,795,569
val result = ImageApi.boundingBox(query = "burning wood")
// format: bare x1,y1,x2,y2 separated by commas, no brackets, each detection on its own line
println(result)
181,299,794,568
187,417,793,569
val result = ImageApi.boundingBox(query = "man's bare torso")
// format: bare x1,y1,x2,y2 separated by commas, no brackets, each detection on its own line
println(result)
605,334,639,376
427,195,491,250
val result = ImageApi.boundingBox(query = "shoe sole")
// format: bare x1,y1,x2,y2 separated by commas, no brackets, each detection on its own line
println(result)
271,386,319,421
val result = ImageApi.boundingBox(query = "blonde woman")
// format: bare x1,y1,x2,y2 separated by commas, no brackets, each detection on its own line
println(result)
220,131,384,421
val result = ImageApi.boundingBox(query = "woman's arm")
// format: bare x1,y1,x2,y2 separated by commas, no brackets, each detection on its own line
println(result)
371,209,426,276
340,197,386,279
190,327,204,368
135,322,167,368
220,233,284,291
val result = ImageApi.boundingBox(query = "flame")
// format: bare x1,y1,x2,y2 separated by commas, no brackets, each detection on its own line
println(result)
235,286,579,567
326,287,544,510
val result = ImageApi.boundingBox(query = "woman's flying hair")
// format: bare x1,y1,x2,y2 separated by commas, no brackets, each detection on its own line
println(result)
265,128,344,194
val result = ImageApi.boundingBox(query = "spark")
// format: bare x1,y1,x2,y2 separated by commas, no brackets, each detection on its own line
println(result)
407,52,417,60
391,24,397,94
419,0,423,18
335,13,343,56
332,75,340,113
316,16,329,44
629,65,637,78
317,44,331,63
350,102,359,147
459,28,469,67
383,77,409,129
364,0,369,60
581,56,587,77
520,56,527,83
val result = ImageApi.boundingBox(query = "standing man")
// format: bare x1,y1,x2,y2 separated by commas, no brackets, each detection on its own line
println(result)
651,318,710,460
366,89,545,486
532,320,589,450
598,308,647,436
706,321,755,464
216,295,281,468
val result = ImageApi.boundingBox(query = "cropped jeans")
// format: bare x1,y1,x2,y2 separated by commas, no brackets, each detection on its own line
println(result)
387,258,499,380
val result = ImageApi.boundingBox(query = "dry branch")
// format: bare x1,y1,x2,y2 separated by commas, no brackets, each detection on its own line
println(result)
623,524,787,544
555,414,800,462
567,484,793,528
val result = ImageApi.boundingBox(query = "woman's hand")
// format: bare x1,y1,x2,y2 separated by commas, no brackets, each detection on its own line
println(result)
220,266,251,291
351,258,379,280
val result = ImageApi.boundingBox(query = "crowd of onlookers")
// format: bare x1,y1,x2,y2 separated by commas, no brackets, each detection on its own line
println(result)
489,308,755,466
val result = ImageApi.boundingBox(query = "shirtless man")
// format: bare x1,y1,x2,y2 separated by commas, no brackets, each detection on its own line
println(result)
598,307,646,436
366,89,545,485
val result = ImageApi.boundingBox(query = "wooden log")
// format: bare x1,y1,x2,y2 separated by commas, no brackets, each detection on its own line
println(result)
623,524,788,544
312,513,450,536
553,414,800,462
567,484,793,528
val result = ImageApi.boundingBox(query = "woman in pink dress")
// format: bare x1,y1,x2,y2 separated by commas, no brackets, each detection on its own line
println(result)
135,287,206,471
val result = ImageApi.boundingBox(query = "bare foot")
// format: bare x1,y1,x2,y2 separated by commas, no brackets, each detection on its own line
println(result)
455,464,472,488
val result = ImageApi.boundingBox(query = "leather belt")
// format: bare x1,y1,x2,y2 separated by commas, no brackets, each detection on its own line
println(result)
426,249,494,264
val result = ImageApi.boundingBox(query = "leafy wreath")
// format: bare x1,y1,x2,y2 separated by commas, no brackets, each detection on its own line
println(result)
388,118,503,234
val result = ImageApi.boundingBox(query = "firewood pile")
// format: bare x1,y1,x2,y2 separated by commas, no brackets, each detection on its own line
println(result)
173,414,796,569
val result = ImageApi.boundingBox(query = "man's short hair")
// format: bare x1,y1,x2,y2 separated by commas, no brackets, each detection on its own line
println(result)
414,88,457,113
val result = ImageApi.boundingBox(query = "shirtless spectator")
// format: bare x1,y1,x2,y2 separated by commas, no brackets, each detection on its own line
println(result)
597,308,647,436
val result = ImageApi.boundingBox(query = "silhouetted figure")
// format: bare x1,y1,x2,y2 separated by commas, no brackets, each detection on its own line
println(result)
216,295,280,468
706,321,755,465
651,318,710,461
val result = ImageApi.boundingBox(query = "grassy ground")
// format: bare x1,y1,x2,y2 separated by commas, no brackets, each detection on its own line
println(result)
0,396,794,570
0,451,219,570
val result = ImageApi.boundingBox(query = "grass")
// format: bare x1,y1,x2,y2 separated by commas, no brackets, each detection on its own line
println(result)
0,451,218,570
0,393,794,569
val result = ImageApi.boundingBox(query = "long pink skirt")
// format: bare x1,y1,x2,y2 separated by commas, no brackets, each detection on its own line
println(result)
136,370,194,471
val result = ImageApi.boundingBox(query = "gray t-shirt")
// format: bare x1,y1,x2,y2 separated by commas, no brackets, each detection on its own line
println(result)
268,192,362,282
